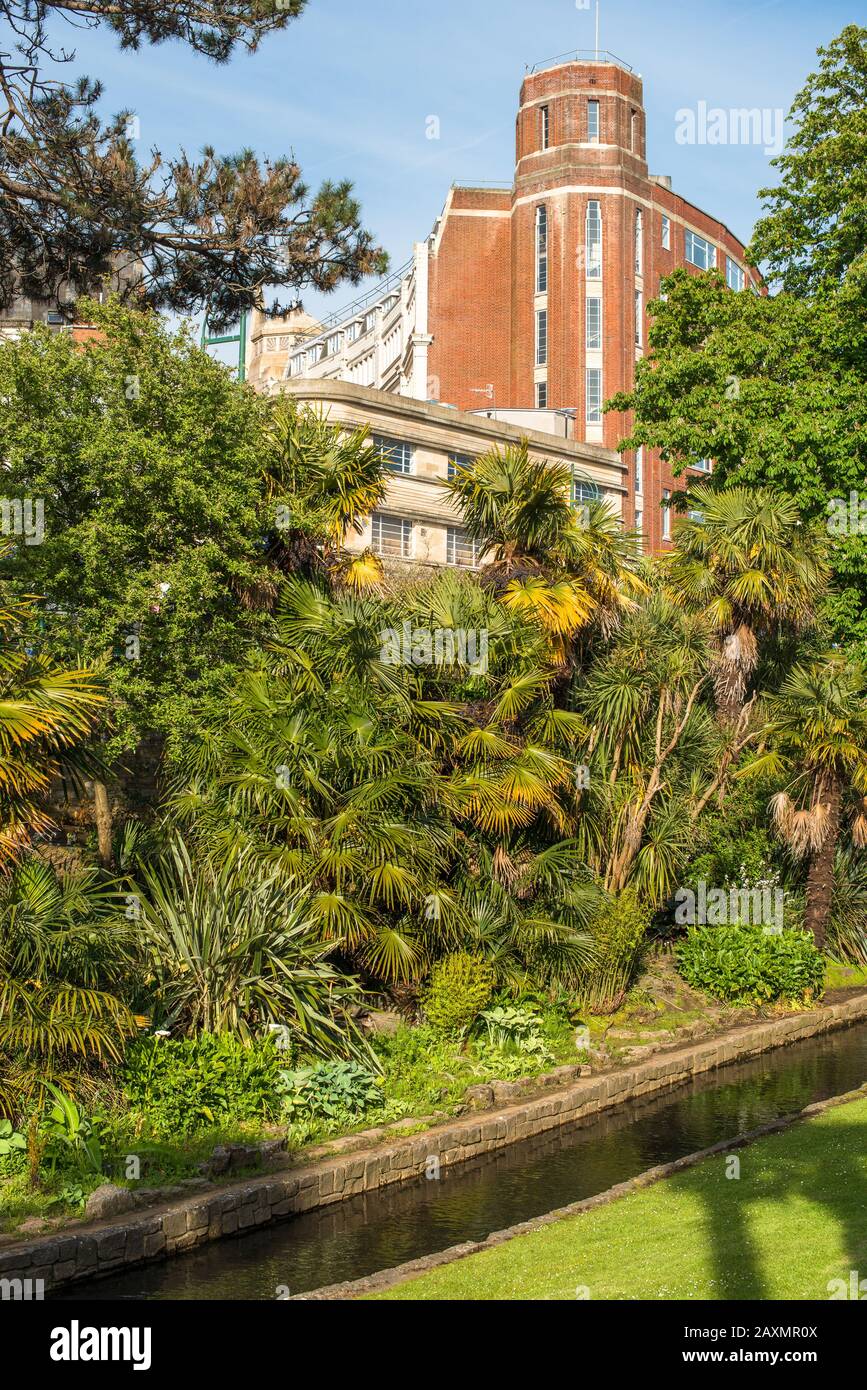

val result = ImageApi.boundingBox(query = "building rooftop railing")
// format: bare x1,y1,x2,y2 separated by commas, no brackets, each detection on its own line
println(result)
527,49,633,74
314,255,415,332
451,180,512,190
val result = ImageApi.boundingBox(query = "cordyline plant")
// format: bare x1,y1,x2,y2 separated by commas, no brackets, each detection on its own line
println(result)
0,1,387,329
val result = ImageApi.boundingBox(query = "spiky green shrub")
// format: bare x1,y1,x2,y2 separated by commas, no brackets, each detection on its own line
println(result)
423,953,494,1037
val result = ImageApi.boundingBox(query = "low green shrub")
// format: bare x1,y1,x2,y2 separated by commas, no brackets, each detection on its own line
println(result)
121,1033,284,1137
422,953,494,1037
675,925,825,1004
278,1060,383,1124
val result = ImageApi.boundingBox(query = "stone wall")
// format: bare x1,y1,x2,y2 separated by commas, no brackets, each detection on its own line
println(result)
3,993,867,1294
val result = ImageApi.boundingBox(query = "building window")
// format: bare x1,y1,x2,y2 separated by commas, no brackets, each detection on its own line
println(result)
635,447,643,495
325,332,342,357
572,476,601,508
585,199,602,279
635,508,644,547
587,99,600,142
726,256,745,292
540,105,550,149
661,214,671,251
374,436,413,474
346,321,362,343
586,296,601,350
447,527,481,568
635,209,643,275
536,204,548,293
662,489,671,541
371,512,412,558
685,230,716,270
585,367,602,424
630,110,639,152
536,309,548,366
634,289,642,346
693,457,713,473
447,451,474,481
536,381,548,408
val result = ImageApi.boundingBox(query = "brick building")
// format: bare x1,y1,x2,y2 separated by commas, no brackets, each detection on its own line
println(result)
255,51,761,552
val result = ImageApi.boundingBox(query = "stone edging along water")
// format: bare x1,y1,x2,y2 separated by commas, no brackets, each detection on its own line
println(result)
295,1079,867,1301
3,991,867,1294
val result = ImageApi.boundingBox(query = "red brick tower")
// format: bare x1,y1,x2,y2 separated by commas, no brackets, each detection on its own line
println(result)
426,54,759,550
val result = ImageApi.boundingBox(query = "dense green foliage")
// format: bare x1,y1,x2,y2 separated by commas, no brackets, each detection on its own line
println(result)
121,1034,285,1137
676,926,825,1004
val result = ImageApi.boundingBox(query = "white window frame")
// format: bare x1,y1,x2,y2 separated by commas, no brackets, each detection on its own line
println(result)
685,229,716,271
585,367,602,424
536,381,548,408
661,214,671,251
536,309,548,366
635,209,643,275
374,435,413,475
540,105,550,149
662,489,672,541
371,512,412,559
585,199,602,279
585,295,601,350
447,451,473,481
536,204,548,293
446,526,481,568
726,256,745,292
634,289,642,346
635,446,643,495
587,99,600,142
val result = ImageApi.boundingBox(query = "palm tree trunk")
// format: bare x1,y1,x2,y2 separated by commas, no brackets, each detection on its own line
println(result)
803,777,842,952
93,778,114,868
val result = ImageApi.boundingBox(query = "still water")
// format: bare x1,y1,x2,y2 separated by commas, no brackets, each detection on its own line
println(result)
69,1020,867,1300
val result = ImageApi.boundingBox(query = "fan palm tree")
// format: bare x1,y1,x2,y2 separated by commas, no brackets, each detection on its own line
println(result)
443,442,643,658
263,399,388,590
666,486,830,724
742,654,867,949
0,550,106,870
0,858,135,1114
167,573,595,986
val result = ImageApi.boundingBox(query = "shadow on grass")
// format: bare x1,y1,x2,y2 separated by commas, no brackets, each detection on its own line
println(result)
683,1117,867,1299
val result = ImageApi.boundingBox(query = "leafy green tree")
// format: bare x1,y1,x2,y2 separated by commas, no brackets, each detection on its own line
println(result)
0,300,276,856
0,1,387,328
748,24,867,297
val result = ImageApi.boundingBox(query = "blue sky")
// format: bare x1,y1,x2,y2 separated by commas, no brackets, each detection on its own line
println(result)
53,0,853,328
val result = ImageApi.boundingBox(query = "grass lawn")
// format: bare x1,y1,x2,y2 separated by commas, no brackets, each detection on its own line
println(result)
371,1094,867,1301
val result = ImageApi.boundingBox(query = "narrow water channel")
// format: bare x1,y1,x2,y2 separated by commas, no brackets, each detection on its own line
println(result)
70,1019,867,1300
